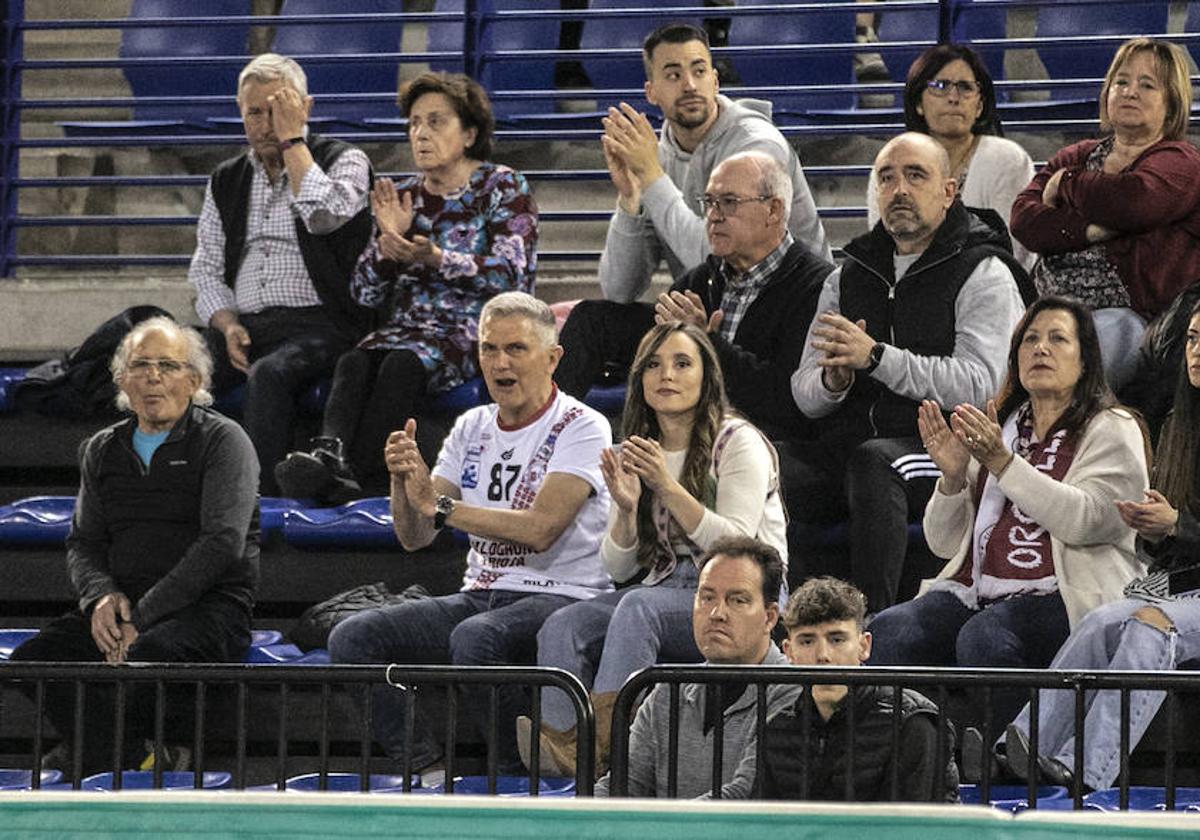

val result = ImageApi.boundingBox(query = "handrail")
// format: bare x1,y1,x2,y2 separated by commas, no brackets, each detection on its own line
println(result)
609,664,1200,807
2,661,596,795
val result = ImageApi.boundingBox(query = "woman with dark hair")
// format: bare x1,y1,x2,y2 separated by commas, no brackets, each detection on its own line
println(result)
984,301,1200,791
519,322,786,778
1011,38,1200,391
276,71,538,501
869,297,1150,725
867,44,1035,268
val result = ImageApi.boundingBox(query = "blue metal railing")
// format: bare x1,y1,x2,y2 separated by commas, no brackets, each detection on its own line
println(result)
1,0,1193,276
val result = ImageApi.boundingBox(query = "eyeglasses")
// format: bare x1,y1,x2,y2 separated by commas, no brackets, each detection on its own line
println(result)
127,358,190,377
696,194,772,217
925,78,981,99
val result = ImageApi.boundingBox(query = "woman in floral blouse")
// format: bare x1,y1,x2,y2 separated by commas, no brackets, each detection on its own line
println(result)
276,72,538,502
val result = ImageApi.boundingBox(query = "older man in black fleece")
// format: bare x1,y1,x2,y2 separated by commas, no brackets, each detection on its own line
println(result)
11,316,259,774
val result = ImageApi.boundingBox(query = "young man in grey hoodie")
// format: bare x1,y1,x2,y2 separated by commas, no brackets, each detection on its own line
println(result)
555,23,832,398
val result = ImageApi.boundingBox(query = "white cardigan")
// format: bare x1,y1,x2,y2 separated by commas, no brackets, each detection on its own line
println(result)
920,407,1149,628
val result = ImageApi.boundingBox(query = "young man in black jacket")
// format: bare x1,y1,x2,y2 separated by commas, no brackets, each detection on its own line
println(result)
756,576,959,802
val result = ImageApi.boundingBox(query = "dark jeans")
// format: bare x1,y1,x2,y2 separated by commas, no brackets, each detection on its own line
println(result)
868,589,1072,726
554,299,656,398
779,434,937,613
206,306,350,494
327,589,576,773
322,348,428,490
10,596,251,774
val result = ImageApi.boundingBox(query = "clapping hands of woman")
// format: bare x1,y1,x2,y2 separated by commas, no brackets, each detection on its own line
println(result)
1116,490,1180,543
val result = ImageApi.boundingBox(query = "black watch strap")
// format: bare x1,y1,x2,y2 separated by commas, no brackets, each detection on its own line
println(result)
864,342,885,374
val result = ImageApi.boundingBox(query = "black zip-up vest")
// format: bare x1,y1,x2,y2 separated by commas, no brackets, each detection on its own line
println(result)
831,203,1029,441
210,134,374,340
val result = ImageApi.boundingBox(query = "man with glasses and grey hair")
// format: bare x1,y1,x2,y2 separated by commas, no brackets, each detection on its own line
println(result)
562,151,833,440
11,316,260,775
188,52,373,494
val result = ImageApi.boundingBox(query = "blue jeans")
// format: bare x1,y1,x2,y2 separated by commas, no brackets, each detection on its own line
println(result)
328,589,575,771
1004,597,1200,790
868,589,1071,725
535,562,701,731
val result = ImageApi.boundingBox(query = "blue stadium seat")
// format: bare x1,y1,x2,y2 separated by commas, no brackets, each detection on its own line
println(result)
958,783,1068,812
212,378,330,421
61,0,249,136
0,496,74,546
432,774,575,796
428,0,561,120
280,772,419,792
81,770,233,790
1036,1,1169,84
950,0,1009,88
579,0,703,107
0,496,293,548
250,629,284,647
0,368,28,413
876,1,939,84
728,0,857,113
0,629,38,660
0,769,63,790
1084,786,1200,811
430,377,488,414
245,642,303,663
583,383,625,415
261,497,305,539
281,497,398,547
270,0,404,127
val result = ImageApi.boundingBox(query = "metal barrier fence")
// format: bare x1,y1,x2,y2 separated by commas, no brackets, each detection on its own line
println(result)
5,660,1200,807
2,0,1196,276
609,664,1200,810
0,661,595,795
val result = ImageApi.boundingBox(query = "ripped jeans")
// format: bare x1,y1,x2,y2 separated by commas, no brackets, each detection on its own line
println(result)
1004,597,1200,790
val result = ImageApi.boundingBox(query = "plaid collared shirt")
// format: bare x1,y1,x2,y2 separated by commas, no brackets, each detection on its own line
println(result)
190,145,371,323
716,233,794,342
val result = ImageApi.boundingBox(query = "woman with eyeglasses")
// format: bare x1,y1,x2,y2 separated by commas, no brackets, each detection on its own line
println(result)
867,44,1035,269
274,72,538,503
1011,38,1200,393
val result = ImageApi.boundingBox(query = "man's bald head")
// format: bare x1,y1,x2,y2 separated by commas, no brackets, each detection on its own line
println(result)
872,132,957,255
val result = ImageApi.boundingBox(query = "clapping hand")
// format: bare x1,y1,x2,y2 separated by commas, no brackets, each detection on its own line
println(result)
917,400,969,493
951,400,1013,477
600,446,641,513
618,435,673,493
371,179,415,237
1116,490,1180,543
654,290,723,333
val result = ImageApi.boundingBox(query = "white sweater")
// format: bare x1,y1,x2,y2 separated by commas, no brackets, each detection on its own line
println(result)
920,407,1149,628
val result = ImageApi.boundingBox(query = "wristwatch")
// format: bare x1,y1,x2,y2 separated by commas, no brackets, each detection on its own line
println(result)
864,342,885,374
278,136,307,152
433,494,456,530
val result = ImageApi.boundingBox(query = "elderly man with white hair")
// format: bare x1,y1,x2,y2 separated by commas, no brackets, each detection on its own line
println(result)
11,316,260,775
188,52,373,494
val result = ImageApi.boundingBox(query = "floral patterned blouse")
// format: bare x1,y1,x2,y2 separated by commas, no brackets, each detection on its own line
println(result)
350,161,538,394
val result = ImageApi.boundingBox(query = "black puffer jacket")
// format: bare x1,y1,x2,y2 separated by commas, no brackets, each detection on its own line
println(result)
756,683,960,803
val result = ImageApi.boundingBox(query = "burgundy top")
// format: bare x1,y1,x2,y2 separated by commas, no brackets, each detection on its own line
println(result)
1011,138,1200,317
